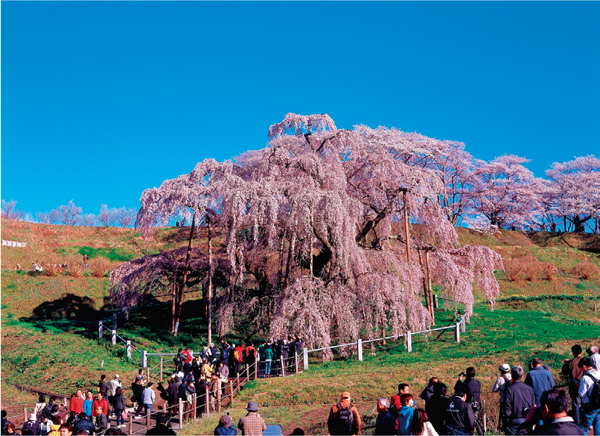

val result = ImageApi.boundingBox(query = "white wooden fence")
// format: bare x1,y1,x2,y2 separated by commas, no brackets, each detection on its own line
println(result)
2,240,27,247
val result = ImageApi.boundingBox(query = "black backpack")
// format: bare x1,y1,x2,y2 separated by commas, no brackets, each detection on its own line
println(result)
584,373,600,407
334,403,355,434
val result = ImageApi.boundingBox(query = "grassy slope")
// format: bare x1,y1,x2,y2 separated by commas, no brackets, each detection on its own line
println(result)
2,219,600,432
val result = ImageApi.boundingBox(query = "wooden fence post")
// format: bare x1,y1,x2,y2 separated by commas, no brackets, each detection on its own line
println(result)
128,414,132,436
357,339,363,361
146,409,150,430
254,355,258,380
406,331,412,353
455,323,461,343
295,352,299,373
159,357,163,381
141,351,147,368
303,348,308,371
192,393,197,419
111,330,117,346
179,398,183,425
126,340,132,359
112,313,117,330
147,367,150,382
229,380,234,407
23,407,27,424
205,385,210,416
280,356,285,377
236,373,240,392
217,383,222,413
99,321,103,339
245,364,250,382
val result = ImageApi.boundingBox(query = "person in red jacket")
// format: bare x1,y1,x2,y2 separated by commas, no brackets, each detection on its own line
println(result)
233,344,245,376
70,389,85,414
91,392,108,417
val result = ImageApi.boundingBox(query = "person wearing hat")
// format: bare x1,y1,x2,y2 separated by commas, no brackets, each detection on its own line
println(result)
493,364,512,431
131,375,144,417
502,366,535,435
108,374,122,416
238,402,266,436
22,413,41,435
214,414,238,435
327,392,361,435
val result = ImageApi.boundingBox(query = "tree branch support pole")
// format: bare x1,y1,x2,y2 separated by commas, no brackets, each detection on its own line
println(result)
174,211,196,336
425,250,434,323
207,216,213,346
171,271,177,333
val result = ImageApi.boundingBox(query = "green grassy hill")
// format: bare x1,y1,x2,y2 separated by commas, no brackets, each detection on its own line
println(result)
2,218,600,433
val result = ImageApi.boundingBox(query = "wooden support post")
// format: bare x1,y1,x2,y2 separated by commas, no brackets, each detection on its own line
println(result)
111,330,117,346
229,380,234,407
246,364,250,382
295,353,299,373
455,323,461,343
141,351,147,368
205,385,210,416
147,367,150,382
99,321,103,339
23,407,27,424
303,348,308,371
159,357,163,381
280,356,285,377
217,383,222,413
466,312,470,324
461,316,466,333
357,339,363,361
236,373,240,392
406,331,412,353
126,340,132,359
112,313,117,330
254,355,258,380
179,398,183,425
192,393,197,419
146,409,150,430
128,414,132,436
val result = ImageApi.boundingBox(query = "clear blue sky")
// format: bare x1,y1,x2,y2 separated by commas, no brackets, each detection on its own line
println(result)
3,2,599,218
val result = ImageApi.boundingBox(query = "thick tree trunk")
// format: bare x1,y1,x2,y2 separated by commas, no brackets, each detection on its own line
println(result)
174,212,196,336
418,249,430,317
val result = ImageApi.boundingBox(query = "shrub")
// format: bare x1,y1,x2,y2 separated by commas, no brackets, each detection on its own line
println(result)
66,256,84,278
503,258,523,282
41,256,62,277
541,262,559,281
90,257,111,278
570,261,599,280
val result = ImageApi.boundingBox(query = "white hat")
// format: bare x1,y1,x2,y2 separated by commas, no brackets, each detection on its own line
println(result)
114,374,119,378
499,364,510,373
29,413,36,422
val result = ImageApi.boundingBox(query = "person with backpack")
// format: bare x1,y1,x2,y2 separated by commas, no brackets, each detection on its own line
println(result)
34,395,47,422
562,345,584,425
420,378,439,403
445,385,476,436
578,357,600,436
492,364,512,431
503,366,535,436
426,382,449,435
174,349,185,369
327,391,361,435
233,344,245,376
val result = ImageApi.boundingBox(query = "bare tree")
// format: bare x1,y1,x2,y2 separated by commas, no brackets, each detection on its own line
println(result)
116,207,137,228
37,210,60,224
56,200,82,226
79,213,96,227
97,205,118,227
1,199,25,221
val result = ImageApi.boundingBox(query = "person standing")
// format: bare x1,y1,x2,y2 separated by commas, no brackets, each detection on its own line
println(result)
503,366,535,435
109,374,122,415
493,364,512,430
445,385,476,435
113,387,125,428
327,392,361,435
563,345,584,425
578,357,600,436
374,398,395,435
98,375,109,400
263,344,273,377
69,390,84,416
427,383,450,435
22,414,41,436
145,412,176,435
238,402,266,436
587,346,600,371
132,375,145,417
141,382,156,418
420,378,439,403
91,393,108,418
410,409,439,436
396,394,415,435
525,358,555,407
82,391,94,418
538,388,584,435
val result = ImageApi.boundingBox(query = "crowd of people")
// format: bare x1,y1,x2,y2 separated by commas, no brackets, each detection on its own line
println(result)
326,344,600,436
3,342,599,436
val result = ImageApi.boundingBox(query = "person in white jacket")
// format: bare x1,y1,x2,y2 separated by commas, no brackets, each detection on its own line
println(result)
578,357,600,436
410,409,439,436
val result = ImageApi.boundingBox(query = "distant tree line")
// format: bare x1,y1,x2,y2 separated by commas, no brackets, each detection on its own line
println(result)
1,199,137,228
